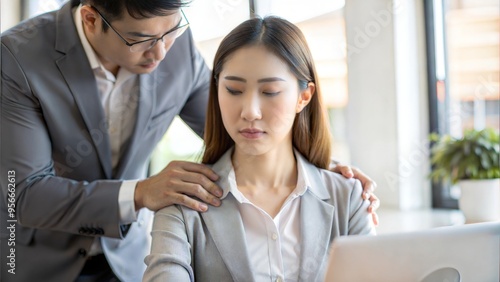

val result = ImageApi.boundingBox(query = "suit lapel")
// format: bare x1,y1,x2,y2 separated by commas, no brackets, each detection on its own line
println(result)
200,151,255,281
54,2,112,178
297,159,335,281
201,197,255,282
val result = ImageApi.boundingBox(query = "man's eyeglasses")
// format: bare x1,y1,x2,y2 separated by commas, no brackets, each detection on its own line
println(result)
90,6,189,53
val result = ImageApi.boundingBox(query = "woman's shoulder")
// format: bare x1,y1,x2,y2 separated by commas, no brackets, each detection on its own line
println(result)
316,167,364,199
155,203,202,219
295,151,363,201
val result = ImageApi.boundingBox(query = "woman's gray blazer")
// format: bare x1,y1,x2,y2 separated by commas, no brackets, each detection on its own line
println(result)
144,151,375,281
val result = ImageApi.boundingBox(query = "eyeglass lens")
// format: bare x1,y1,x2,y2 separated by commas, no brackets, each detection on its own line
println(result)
129,25,188,52
129,13,189,52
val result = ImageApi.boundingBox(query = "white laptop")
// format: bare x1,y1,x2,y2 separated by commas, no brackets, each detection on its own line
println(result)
324,222,500,282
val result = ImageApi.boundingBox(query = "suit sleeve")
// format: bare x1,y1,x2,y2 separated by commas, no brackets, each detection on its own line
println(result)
0,42,123,238
178,28,211,138
347,180,376,235
143,205,193,282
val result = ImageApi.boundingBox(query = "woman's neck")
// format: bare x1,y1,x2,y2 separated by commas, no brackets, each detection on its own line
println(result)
231,145,297,195
231,145,298,218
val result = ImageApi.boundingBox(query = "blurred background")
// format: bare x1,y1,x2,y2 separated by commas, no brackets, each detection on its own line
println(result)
1,0,499,233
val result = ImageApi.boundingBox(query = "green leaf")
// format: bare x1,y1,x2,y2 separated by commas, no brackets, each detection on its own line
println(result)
481,152,491,169
428,128,500,183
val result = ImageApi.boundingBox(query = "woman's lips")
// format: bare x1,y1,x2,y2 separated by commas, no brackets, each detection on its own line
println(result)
240,128,265,139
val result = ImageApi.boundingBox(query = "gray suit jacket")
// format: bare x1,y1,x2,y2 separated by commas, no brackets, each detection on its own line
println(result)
0,1,210,281
143,150,375,282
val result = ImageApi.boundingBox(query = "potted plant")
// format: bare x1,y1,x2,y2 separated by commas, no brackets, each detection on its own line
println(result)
429,128,500,223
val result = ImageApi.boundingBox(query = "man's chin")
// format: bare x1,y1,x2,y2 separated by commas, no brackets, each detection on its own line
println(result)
137,62,159,72
125,63,158,75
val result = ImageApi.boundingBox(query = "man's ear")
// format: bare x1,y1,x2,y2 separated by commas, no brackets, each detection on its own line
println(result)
296,82,315,113
80,5,99,34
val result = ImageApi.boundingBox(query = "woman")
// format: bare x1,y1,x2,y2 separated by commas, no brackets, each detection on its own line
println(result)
143,16,375,282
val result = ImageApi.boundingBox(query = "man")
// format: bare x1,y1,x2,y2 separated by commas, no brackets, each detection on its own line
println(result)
0,0,379,281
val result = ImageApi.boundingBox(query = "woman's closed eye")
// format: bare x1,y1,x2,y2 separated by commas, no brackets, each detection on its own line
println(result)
225,87,242,95
225,86,280,96
262,91,280,97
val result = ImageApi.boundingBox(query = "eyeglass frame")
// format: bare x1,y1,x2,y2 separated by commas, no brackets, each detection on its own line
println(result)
90,5,190,52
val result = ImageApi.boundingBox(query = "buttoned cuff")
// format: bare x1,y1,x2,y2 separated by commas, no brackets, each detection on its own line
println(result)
118,180,138,224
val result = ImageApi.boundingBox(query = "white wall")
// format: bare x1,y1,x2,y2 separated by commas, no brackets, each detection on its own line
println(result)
345,0,431,210
1,0,21,32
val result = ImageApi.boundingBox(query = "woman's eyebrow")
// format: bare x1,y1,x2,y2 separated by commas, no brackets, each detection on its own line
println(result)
224,76,246,82
257,77,286,83
223,76,286,83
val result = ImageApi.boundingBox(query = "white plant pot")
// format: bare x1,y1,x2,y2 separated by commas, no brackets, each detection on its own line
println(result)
459,179,500,223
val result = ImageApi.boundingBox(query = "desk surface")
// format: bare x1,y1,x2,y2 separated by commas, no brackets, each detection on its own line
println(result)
376,208,466,234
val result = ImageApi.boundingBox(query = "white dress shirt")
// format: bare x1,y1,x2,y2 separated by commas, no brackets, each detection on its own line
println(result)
226,153,311,282
74,5,139,253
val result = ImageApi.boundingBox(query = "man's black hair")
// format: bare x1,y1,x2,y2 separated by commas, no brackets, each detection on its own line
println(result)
80,0,191,31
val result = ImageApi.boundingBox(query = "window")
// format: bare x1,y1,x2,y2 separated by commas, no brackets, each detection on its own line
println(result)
446,0,499,134
425,0,499,208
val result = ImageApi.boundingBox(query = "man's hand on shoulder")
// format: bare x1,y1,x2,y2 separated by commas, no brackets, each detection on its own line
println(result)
331,163,380,226
134,161,223,212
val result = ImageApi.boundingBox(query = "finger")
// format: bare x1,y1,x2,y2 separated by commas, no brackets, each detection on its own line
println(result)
178,182,222,207
362,181,376,200
205,182,223,198
371,212,379,227
337,165,354,178
173,193,209,212
351,167,377,193
180,171,223,198
178,161,220,182
367,194,380,212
